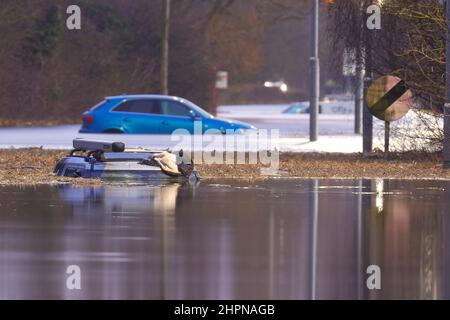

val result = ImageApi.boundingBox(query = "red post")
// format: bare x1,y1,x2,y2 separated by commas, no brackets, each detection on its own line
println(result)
210,65,217,116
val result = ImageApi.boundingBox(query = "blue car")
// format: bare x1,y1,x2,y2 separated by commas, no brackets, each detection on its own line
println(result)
79,95,256,134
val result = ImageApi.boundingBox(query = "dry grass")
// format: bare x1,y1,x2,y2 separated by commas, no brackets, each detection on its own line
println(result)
198,152,449,180
278,151,447,180
0,149,100,186
0,149,449,186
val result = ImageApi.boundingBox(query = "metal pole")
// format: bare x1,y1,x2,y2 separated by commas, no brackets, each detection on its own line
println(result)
355,0,365,136
210,65,218,116
160,0,171,95
444,0,450,168
355,59,364,135
309,0,320,142
363,0,373,153
384,121,390,159
363,76,373,153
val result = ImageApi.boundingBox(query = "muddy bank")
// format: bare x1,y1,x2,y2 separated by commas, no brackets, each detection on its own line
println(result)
0,148,448,186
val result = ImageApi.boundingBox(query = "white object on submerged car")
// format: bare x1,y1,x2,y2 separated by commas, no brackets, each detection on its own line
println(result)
54,138,199,181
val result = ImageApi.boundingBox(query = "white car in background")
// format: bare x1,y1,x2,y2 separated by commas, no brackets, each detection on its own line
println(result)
283,95,355,115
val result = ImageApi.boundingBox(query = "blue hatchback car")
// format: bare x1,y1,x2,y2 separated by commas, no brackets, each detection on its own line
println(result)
79,95,256,134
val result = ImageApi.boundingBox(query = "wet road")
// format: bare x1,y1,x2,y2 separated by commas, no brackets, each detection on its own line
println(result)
0,113,358,149
1,179,449,299
0,123,365,153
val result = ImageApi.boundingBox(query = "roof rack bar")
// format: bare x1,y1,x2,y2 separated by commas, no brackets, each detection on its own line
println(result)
73,138,125,153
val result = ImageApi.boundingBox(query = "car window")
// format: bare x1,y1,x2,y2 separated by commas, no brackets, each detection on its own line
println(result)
89,100,107,111
160,100,192,117
182,99,213,118
113,99,161,114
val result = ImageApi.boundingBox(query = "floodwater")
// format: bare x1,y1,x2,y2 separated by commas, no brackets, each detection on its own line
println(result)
0,119,355,150
0,179,449,300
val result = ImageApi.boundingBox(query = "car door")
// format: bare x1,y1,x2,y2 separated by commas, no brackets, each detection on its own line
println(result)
111,99,164,133
159,99,195,134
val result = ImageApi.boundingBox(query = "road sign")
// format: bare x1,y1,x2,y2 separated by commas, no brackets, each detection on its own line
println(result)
365,75,412,121
216,71,228,89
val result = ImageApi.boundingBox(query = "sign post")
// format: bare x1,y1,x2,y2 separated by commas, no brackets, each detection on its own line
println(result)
363,77,373,153
384,121,390,158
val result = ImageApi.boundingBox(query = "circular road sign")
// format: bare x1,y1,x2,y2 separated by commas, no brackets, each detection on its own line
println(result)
366,75,412,122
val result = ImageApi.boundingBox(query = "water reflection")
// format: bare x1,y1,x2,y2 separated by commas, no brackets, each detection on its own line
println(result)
0,179,449,299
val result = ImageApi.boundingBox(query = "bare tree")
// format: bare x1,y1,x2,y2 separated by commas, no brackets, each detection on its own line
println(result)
328,0,446,151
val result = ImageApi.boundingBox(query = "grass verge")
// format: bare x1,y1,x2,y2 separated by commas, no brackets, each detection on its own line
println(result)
0,148,448,186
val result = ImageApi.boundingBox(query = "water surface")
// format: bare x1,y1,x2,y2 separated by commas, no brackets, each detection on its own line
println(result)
0,179,449,299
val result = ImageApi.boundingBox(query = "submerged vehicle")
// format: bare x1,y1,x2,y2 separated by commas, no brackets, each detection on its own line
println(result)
54,139,200,181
